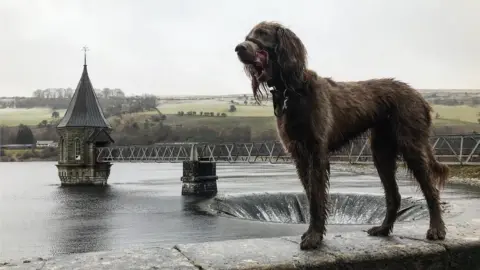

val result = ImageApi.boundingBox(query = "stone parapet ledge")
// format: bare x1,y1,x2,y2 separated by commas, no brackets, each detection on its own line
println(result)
1,222,479,269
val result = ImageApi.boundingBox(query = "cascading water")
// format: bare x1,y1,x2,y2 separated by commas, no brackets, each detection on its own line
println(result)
206,192,450,225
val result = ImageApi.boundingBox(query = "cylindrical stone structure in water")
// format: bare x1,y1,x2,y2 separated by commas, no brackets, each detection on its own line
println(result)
181,160,218,196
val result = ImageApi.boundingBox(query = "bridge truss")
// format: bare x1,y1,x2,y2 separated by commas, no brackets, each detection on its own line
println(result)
96,134,480,165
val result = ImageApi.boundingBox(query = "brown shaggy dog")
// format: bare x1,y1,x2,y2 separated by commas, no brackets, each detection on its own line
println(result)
235,21,449,250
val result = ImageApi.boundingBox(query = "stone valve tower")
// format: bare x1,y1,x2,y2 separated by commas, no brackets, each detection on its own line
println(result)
56,47,114,186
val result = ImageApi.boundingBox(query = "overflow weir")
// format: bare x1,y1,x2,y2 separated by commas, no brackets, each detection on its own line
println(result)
202,192,444,225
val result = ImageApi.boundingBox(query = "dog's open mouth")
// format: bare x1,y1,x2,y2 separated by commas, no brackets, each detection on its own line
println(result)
253,50,269,81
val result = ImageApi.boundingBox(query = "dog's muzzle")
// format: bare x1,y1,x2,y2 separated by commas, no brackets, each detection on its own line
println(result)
234,42,248,53
235,41,256,63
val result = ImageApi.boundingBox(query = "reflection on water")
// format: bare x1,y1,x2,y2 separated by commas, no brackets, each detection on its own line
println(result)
49,186,115,255
0,162,480,260
0,162,312,259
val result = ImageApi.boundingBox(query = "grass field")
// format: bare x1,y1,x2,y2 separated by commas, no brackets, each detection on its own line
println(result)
113,113,278,137
0,108,66,126
156,100,274,117
3,149,37,156
164,115,277,134
431,105,480,123
0,100,478,127
147,101,480,123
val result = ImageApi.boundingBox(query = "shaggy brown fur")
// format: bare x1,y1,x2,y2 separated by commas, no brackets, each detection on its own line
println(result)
235,21,449,250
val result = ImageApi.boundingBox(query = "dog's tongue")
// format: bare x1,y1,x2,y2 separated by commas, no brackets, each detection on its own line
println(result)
255,50,268,67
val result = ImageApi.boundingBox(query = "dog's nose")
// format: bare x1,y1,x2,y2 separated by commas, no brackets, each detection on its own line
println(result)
235,44,247,52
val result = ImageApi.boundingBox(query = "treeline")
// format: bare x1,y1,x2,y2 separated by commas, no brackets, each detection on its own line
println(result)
0,123,59,145
0,117,278,146
0,147,58,162
176,104,237,117
424,92,480,107
2,88,478,111
2,92,161,120
31,88,125,99
1,88,127,109
111,123,267,145
2,116,479,149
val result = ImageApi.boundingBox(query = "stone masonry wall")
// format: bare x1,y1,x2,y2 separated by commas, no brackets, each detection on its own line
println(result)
57,128,95,165
2,221,480,269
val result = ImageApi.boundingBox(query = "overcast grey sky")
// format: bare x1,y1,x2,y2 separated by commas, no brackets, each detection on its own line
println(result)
1,0,479,97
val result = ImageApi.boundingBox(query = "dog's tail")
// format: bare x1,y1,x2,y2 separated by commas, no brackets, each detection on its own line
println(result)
428,148,449,189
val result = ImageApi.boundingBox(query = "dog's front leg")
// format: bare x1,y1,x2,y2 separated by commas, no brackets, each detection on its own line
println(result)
290,142,311,239
300,142,329,250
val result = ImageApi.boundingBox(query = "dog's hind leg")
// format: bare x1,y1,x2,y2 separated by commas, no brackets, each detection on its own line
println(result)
367,123,401,237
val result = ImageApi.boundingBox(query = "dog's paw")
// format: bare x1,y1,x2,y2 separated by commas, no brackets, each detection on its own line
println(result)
426,227,446,240
300,230,323,250
367,225,391,237
301,228,311,240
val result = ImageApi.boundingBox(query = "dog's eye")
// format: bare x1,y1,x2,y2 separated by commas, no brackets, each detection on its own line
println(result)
255,29,268,36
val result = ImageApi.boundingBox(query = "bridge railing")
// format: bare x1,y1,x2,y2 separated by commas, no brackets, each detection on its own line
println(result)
96,134,480,165
327,135,480,165
96,143,196,163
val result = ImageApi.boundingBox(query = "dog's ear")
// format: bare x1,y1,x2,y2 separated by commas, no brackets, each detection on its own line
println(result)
275,26,307,87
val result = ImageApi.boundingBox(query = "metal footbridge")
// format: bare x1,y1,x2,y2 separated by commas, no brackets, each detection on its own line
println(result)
96,134,480,165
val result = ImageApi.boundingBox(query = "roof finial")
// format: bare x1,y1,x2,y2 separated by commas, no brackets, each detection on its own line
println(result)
82,46,89,66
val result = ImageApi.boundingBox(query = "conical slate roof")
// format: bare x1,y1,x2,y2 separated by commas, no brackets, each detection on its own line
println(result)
57,64,111,129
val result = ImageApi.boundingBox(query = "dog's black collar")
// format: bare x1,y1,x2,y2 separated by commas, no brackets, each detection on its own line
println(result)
270,88,290,117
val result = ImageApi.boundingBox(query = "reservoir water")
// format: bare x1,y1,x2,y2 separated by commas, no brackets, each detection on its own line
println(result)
1,161,480,260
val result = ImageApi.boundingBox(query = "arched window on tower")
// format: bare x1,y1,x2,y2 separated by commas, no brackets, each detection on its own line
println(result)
74,138,81,161
59,136,64,161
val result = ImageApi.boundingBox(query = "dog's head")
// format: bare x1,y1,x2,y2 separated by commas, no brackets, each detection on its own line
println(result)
235,21,308,102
